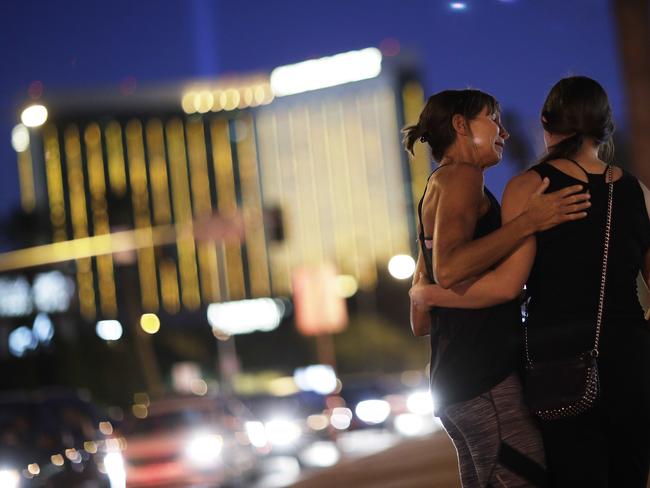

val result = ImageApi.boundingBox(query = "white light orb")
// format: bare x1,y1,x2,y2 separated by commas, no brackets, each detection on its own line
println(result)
388,254,416,280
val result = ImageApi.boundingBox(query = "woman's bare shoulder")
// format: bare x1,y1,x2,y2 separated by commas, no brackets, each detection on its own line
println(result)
505,170,543,194
427,163,483,195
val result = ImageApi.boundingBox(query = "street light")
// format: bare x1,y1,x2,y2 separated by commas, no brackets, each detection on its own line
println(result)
140,313,160,334
20,105,48,128
388,255,416,279
96,320,123,341
11,124,29,152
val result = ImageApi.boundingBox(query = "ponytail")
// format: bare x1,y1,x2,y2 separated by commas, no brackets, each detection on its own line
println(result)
402,123,427,157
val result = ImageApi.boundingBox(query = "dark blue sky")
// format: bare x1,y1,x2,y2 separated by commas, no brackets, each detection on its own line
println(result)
0,0,623,217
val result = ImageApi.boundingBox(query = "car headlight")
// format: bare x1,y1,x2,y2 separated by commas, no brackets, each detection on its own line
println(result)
0,468,20,488
245,421,268,448
299,441,340,468
104,452,126,488
264,419,301,447
355,399,391,424
329,407,352,430
394,413,425,436
185,433,223,468
406,391,434,416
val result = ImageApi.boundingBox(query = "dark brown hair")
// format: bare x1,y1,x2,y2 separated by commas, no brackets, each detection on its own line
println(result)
540,76,615,164
402,89,499,161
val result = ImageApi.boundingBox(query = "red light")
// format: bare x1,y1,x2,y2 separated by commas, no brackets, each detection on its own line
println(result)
28,81,44,99
380,38,400,57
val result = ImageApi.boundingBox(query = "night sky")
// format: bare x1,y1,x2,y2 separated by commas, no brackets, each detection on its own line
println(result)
0,0,623,222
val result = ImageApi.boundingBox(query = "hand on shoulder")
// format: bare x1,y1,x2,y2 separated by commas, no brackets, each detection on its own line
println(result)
504,169,591,232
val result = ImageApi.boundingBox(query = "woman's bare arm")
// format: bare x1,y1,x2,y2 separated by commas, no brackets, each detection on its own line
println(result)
412,171,543,309
410,253,432,336
429,164,589,288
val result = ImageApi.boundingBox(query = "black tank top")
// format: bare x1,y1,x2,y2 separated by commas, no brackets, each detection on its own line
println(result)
417,169,522,411
526,162,650,359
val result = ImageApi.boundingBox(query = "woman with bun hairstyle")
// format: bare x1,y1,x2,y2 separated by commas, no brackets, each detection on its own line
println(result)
405,88,590,487
411,77,650,487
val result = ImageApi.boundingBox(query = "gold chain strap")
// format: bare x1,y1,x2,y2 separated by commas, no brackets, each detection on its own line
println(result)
524,165,614,364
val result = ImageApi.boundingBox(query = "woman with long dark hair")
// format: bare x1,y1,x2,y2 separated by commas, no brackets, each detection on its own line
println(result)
411,76,650,486
404,88,590,486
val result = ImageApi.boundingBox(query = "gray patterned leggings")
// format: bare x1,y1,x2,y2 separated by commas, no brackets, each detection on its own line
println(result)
438,373,547,487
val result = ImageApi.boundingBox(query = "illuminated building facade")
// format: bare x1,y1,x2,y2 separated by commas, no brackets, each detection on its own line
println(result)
12,48,430,322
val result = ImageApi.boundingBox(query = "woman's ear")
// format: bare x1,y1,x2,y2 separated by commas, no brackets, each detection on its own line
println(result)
452,114,469,136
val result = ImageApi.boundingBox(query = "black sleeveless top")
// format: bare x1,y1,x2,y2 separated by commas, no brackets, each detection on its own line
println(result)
417,170,522,412
526,162,650,362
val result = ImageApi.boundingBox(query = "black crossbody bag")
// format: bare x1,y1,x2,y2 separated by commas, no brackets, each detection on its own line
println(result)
523,165,613,421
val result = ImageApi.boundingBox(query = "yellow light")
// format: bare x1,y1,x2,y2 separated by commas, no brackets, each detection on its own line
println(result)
118,437,128,450
133,392,150,406
27,463,40,475
182,91,197,114
212,90,224,111
223,89,240,111
261,84,275,104
132,404,148,419
84,441,98,454
21,104,48,127
51,454,64,466
218,91,228,110
306,414,329,431
240,87,254,108
195,90,214,113
105,438,121,452
65,448,81,463
335,275,358,298
253,86,266,105
268,376,299,397
99,421,114,436
140,313,160,334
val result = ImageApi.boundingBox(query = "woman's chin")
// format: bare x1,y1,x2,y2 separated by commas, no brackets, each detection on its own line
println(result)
485,155,502,168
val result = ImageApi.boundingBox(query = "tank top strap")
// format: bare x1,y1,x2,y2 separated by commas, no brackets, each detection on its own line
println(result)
564,158,592,180
530,159,608,182
527,162,554,180
484,187,498,206
417,164,453,283
417,164,453,242
416,173,434,242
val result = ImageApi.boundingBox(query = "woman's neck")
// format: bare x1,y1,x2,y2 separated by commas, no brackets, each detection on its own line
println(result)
571,142,605,172
440,146,486,170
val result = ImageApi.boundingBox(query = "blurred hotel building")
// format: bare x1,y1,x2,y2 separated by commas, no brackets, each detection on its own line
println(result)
10,47,429,323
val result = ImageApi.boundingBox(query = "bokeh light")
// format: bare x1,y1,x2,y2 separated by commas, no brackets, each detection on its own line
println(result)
388,254,416,279
140,313,160,334
20,104,48,127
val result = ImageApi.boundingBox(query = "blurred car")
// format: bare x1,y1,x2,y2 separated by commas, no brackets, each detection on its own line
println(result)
238,392,340,471
337,377,439,438
0,390,121,488
338,379,394,431
121,395,258,488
